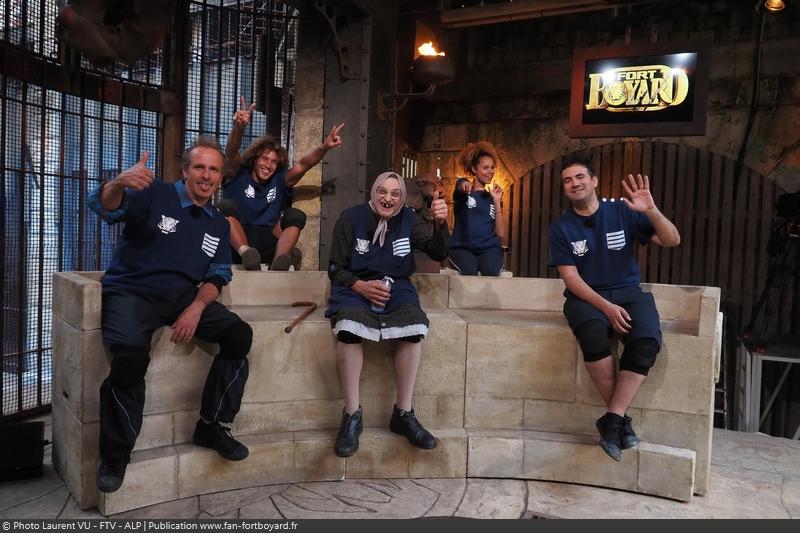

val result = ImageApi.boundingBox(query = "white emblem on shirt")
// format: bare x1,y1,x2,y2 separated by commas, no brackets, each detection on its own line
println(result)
467,196,477,209
355,238,370,255
606,230,626,250
202,233,220,257
570,240,588,256
157,215,179,234
245,184,256,199
489,204,496,220
266,187,277,203
392,237,411,257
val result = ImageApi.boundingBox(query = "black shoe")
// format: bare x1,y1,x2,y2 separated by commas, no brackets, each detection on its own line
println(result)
192,420,249,461
270,254,292,271
290,248,303,270
96,461,127,493
240,247,262,271
335,407,363,458
595,412,624,462
389,405,437,449
621,415,640,450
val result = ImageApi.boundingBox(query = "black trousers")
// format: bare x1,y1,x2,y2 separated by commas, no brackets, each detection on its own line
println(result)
99,285,252,465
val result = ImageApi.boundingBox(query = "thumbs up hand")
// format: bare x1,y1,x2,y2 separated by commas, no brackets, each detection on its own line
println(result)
114,150,154,191
431,190,448,223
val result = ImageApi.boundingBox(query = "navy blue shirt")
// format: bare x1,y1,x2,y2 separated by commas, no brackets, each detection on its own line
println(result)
89,180,232,290
452,178,500,252
221,166,289,229
548,200,655,290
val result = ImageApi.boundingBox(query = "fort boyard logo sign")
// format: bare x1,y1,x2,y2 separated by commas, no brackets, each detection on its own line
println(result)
586,65,689,112
569,42,710,137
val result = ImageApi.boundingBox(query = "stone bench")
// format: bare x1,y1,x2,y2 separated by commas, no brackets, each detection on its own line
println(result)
52,271,721,515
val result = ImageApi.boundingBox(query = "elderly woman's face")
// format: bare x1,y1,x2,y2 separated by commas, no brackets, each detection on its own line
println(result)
373,176,402,218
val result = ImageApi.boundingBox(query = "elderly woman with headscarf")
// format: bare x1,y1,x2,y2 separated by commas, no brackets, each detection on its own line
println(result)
325,171,450,457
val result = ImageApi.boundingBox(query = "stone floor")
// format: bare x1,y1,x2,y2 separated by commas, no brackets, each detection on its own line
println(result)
1,421,798,519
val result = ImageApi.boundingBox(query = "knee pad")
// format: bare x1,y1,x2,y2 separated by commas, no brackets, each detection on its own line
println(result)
217,199,239,219
575,320,613,362
619,337,660,376
109,346,150,388
337,331,362,344
280,208,306,230
218,320,253,360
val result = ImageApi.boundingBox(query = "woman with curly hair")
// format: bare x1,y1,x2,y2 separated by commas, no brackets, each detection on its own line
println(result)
449,141,506,276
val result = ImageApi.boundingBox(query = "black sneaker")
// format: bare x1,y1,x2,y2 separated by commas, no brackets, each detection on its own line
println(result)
290,248,303,271
595,412,624,462
192,420,249,461
270,254,292,271
240,247,262,271
334,406,363,458
621,415,640,450
389,405,437,449
96,461,127,493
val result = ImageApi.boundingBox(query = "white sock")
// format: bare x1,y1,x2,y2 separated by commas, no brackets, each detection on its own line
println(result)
237,245,250,254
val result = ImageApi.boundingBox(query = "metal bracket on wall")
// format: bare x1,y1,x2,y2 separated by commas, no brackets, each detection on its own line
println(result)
314,0,361,80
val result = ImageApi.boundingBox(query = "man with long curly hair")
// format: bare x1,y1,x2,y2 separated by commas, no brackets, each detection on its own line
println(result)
218,97,344,270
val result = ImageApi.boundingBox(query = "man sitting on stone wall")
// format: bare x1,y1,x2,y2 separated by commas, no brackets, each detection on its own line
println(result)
548,154,680,461
217,96,344,271
88,136,253,493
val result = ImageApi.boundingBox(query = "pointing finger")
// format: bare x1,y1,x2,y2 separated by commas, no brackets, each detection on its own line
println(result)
249,103,255,113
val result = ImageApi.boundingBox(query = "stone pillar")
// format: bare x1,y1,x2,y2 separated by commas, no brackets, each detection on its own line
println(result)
291,8,328,271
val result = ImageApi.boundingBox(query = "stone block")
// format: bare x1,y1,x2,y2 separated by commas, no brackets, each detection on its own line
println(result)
292,109,324,160
346,428,466,479
467,322,576,402
522,400,638,436
173,410,203,444
245,319,339,404
629,334,716,416
411,273,450,310
99,448,178,516
52,272,102,331
294,431,344,482
644,283,702,326
177,433,294,498
441,124,469,151
51,395,100,510
522,431,638,491
234,399,342,435
296,216,320,271
219,271,330,306
637,443,695,502
698,287,722,338
468,433,524,478
408,429,468,478
639,409,712,495
134,412,174,451
52,316,108,423
449,276,565,311
465,397,524,429
144,333,215,415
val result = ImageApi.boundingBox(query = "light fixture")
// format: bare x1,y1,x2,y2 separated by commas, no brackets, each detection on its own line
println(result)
377,42,455,120
763,0,785,11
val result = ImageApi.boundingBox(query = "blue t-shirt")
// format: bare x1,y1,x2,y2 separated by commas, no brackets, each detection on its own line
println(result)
548,200,655,290
89,180,232,290
451,178,500,252
221,166,289,229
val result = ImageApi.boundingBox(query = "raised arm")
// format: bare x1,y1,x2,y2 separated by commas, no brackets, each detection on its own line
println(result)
100,151,153,210
490,183,506,241
223,96,256,179
621,173,681,247
285,123,344,187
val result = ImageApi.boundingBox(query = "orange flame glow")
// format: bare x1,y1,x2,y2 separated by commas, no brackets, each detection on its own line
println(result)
418,41,445,57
